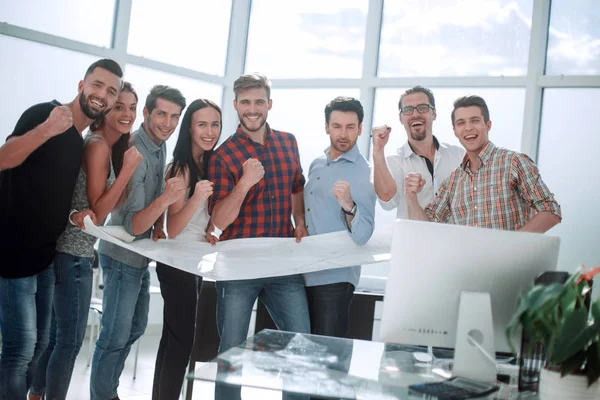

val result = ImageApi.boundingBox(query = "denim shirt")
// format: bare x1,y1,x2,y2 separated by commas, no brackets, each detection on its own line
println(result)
98,125,166,268
303,144,376,288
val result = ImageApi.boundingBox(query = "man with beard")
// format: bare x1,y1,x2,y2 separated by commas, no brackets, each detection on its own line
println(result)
372,86,464,219
0,58,123,400
92,85,187,400
206,73,310,398
302,97,376,338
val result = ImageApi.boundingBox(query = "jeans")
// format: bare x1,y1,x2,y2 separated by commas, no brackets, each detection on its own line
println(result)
305,282,355,338
215,274,310,400
0,266,54,400
30,252,94,400
90,255,150,400
152,263,202,400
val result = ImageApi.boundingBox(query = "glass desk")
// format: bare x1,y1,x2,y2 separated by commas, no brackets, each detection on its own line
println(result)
188,329,536,399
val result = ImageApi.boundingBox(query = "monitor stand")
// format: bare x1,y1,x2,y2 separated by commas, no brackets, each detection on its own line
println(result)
452,291,497,384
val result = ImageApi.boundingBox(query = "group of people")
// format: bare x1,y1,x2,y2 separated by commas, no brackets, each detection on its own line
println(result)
0,58,561,400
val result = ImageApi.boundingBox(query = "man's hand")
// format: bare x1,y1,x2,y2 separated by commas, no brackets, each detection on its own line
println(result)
294,224,309,243
191,180,213,203
372,125,391,153
152,227,166,242
405,173,426,196
162,177,186,206
43,106,74,137
332,179,354,212
205,223,220,246
121,146,143,174
71,209,97,229
239,158,264,188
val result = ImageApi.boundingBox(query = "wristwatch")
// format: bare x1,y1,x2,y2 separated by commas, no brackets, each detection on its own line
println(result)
342,202,357,216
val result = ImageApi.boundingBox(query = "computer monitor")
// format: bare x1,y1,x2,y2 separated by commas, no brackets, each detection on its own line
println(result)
379,219,561,355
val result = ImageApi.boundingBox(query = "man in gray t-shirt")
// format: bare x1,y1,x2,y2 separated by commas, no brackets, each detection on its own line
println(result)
91,85,187,400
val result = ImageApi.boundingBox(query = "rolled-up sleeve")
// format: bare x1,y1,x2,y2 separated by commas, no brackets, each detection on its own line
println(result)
512,153,562,219
424,174,454,223
290,135,306,194
348,179,377,246
122,159,148,236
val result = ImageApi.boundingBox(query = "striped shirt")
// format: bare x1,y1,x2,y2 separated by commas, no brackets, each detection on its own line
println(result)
207,124,305,240
424,141,561,230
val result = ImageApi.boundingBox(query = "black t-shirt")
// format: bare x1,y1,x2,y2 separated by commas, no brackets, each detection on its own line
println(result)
0,101,84,278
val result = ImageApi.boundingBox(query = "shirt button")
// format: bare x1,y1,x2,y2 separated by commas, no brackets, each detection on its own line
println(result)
317,177,320,180
310,192,313,195
474,206,478,210
474,187,477,191
307,208,310,212
327,163,330,166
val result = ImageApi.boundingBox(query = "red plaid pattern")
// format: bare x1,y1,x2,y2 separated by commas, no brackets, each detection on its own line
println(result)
207,124,305,240
425,142,561,230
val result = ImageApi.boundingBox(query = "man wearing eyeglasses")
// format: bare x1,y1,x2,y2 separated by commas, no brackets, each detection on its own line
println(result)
372,86,464,219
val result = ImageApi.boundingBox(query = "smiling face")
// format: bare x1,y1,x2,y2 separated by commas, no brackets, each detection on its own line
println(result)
399,92,436,142
453,105,492,156
77,66,121,120
190,106,221,154
143,97,183,145
233,87,272,134
104,90,137,135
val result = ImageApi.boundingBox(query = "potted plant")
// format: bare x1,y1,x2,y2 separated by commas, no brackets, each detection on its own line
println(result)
506,266,600,399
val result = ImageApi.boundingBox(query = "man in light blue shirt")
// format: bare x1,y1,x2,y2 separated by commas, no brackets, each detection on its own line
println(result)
303,96,376,338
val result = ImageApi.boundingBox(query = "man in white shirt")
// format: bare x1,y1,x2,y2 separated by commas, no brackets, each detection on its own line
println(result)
372,86,464,218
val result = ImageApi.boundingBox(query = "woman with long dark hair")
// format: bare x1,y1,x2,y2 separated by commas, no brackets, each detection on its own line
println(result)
29,82,142,400
152,99,221,400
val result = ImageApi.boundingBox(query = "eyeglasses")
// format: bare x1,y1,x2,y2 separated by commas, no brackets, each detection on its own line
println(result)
401,104,435,115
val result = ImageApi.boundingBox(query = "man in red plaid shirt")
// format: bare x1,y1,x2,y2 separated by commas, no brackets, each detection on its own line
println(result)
406,95,561,233
206,73,310,359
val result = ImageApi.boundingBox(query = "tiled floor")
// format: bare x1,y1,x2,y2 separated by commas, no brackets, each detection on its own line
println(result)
66,332,282,400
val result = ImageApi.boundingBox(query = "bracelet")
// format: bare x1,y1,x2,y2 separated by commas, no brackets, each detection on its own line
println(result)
68,209,79,226
211,226,223,238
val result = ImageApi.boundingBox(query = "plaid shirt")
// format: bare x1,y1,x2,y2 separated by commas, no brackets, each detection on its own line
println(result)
425,141,561,230
207,124,305,240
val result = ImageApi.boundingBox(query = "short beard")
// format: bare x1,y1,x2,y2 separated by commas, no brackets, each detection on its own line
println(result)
239,112,267,133
79,92,110,120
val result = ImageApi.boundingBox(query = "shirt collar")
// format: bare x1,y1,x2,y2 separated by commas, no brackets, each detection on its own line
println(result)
235,122,272,144
138,124,163,154
401,135,440,159
460,141,496,171
325,143,361,163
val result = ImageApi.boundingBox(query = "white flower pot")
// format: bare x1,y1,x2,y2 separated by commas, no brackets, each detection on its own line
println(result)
539,368,600,400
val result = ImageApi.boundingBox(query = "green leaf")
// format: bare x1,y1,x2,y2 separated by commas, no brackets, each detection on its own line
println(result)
553,308,589,363
587,342,600,388
560,349,587,377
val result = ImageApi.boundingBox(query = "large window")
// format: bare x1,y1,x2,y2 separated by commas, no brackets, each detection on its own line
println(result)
373,88,526,157
127,0,233,76
0,35,99,144
537,89,600,272
0,0,116,47
245,0,368,78
546,0,600,75
378,0,534,77
267,88,361,173
125,64,223,162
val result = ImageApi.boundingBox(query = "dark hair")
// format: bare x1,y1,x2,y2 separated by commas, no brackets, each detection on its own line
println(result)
398,86,436,110
451,95,490,126
84,58,124,81
168,99,222,196
145,85,187,115
324,96,364,124
90,81,138,177
233,73,271,100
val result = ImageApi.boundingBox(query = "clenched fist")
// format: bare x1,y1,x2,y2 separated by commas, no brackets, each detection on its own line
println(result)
162,177,186,206
332,179,354,211
405,173,426,196
192,180,213,202
122,146,143,173
240,158,264,188
372,125,391,153
44,106,74,137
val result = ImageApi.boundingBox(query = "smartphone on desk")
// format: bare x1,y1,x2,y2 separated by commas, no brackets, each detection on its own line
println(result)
409,376,499,399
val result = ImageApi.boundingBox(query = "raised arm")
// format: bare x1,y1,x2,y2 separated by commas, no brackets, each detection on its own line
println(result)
84,138,142,224
0,106,73,170
371,126,398,203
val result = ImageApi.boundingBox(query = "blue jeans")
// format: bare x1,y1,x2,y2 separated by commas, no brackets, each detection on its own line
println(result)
30,252,94,400
215,275,310,400
305,282,355,338
0,266,54,400
90,255,150,400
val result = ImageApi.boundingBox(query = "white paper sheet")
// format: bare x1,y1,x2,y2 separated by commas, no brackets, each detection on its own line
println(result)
83,216,391,281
